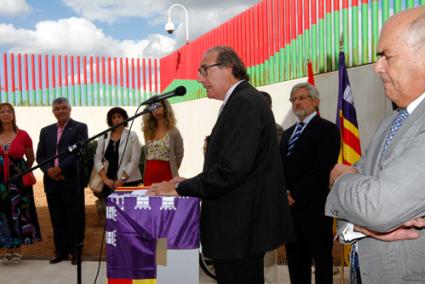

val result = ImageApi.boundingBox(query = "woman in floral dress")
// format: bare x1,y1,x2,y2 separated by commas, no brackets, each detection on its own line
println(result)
0,103,40,264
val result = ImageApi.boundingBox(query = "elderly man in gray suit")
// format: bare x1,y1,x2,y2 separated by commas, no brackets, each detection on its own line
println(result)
325,6,425,284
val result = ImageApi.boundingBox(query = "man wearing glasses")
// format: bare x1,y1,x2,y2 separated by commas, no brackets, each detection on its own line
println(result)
148,46,294,283
280,82,340,284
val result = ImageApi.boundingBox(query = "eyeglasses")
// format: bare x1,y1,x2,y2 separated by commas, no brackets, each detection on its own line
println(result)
289,95,312,103
198,63,221,77
149,102,163,112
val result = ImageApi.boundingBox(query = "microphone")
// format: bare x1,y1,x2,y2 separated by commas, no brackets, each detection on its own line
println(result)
142,86,186,105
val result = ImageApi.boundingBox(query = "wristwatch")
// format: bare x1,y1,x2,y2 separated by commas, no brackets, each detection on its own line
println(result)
120,176,128,183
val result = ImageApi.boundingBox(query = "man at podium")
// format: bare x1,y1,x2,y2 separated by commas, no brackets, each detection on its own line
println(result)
148,46,295,284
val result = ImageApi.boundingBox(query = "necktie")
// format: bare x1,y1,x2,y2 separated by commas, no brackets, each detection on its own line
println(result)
382,109,409,153
350,242,361,284
55,126,65,166
287,122,304,156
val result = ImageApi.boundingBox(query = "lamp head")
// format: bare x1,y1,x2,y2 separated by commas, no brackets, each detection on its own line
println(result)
165,18,175,34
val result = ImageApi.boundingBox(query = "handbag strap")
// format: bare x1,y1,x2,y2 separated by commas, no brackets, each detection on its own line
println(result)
1,144,27,180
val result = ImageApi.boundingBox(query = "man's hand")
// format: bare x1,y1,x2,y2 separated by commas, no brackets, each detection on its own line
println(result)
329,164,358,186
170,176,186,184
287,192,295,206
354,218,425,242
47,166,64,181
147,181,178,196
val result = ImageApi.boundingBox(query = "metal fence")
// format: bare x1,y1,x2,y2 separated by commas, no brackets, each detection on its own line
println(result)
0,53,160,106
161,0,425,103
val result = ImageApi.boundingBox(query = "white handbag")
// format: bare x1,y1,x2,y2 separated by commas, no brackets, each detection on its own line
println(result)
88,160,108,193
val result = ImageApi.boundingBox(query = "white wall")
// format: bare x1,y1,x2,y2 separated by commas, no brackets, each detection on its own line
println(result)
15,63,392,180
260,63,393,152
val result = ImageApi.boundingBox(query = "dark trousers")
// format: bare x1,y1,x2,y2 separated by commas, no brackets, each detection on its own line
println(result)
286,216,334,284
46,181,85,255
212,253,265,284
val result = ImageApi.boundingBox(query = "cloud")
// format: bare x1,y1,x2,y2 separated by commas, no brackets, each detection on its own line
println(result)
0,1,258,58
0,17,175,58
0,0,31,16
62,0,165,23
62,0,258,46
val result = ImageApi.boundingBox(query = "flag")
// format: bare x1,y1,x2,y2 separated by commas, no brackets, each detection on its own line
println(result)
307,60,315,86
307,60,320,115
335,51,362,267
336,51,361,165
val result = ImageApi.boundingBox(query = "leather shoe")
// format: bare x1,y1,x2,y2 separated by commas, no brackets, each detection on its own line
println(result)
70,253,81,265
49,254,68,264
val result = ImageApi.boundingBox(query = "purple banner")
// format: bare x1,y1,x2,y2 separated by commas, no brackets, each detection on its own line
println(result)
106,192,200,280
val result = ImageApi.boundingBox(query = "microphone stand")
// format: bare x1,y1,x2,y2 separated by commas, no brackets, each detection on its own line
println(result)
3,104,158,284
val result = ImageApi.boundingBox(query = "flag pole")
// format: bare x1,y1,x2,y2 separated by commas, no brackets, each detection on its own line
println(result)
339,33,345,284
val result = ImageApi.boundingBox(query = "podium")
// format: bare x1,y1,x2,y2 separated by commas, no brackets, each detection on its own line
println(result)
105,188,200,284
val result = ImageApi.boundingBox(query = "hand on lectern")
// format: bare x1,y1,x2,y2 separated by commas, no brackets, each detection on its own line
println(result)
170,176,186,183
147,181,179,196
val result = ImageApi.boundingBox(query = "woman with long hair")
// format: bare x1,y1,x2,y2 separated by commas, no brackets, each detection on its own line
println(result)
94,107,142,197
0,103,40,264
142,100,184,186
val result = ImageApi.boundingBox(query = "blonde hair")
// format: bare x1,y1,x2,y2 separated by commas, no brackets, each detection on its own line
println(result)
142,99,177,140
0,103,18,133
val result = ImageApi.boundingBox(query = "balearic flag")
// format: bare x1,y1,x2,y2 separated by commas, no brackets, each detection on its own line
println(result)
335,51,362,267
336,51,361,165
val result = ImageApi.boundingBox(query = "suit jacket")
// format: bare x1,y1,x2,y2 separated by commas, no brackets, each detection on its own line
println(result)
325,98,425,283
280,115,340,214
36,118,88,193
94,128,142,183
177,81,295,259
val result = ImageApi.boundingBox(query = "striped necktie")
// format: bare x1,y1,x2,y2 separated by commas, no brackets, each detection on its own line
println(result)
382,108,409,153
287,122,305,156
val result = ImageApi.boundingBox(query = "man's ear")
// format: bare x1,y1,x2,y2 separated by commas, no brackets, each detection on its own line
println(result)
313,97,320,108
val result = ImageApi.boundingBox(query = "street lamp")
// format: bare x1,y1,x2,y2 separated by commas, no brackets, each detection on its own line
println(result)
165,3,189,44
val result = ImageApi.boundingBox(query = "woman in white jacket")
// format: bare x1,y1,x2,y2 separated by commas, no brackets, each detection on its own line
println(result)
94,107,142,196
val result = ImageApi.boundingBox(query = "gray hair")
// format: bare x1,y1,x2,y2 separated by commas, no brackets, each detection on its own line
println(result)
290,82,319,99
52,97,71,107
207,46,250,81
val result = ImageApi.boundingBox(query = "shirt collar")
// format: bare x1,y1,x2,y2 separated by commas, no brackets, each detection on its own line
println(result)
57,119,70,129
222,80,244,107
298,111,317,126
406,91,425,114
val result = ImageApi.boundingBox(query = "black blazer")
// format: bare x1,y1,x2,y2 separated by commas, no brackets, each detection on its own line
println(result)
280,115,340,212
36,119,88,193
178,81,295,259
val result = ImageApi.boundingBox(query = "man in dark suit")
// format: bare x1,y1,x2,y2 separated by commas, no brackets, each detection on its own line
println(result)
36,97,88,265
148,46,294,283
280,83,340,284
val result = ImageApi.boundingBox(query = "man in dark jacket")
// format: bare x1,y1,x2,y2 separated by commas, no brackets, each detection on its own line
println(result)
280,83,340,284
148,46,294,283
36,97,88,265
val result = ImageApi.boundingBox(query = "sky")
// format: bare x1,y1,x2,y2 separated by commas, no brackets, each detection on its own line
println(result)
0,0,259,59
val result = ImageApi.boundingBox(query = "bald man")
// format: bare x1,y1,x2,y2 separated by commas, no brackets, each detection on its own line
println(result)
326,6,425,283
